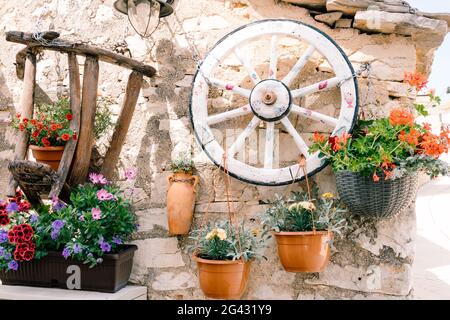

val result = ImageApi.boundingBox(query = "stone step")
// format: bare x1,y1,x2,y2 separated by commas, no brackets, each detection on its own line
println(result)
0,284,147,300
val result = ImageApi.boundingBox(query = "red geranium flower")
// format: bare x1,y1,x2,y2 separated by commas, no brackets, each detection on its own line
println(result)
50,123,58,131
61,133,70,141
404,72,428,91
389,108,414,127
18,200,31,212
41,137,51,147
72,133,78,141
373,172,380,182
16,113,21,119
31,130,40,138
66,113,73,121
0,211,10,226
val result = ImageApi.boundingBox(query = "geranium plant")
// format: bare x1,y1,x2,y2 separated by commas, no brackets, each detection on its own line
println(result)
188,220,264,262
309,72,450,182
11,98,77,147
261,189,348,236
0,171,139,272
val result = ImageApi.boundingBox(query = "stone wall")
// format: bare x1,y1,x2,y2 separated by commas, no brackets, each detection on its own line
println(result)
0,0,447,299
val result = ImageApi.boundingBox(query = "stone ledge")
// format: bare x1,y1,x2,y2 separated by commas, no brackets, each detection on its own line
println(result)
0,284,147,300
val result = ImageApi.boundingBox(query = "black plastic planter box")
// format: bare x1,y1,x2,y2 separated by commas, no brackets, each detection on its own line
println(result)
0,244,137,293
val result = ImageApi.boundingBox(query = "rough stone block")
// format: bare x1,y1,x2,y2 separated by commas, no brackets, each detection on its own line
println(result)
152,272,197,291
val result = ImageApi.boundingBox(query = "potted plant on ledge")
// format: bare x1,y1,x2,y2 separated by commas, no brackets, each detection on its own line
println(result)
0,172,138,293
262,190,348,273
11,98,77,171
188,220,264,299
166,153,199,235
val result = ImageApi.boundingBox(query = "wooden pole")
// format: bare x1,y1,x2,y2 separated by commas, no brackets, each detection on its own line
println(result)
102,71,143,179
5,52,36,196
68,55,99,186
50,53,81,197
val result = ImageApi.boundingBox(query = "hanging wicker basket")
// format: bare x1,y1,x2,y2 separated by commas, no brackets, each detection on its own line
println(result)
335,170,419,218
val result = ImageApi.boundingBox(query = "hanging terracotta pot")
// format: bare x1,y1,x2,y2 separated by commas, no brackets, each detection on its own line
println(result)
29,145,65,171
273,231,332,272
194,255,251,299
166,171,199,235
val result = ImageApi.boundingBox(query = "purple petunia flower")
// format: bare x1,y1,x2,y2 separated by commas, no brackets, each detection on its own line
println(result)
100,241,111,253
8,260,19,271
30,214,39,223
52,220,65,231
89,173,108,185
52,196,66,212
73,243,82,254
0,230,8,244
6,202,18,213
4,252,11,260
62,247,71,259
51,230,60,240
96,189,114,201
0,246,4,258
112,236,122,245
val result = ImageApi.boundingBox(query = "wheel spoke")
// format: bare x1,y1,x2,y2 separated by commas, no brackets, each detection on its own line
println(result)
234,47,261,85
291,76,342,99
264,122,275,169
282,45,315,87
291,104,338,127
207,77,251,98
280,118,310,157
269,35,278,80
228,116,261,157
207,105,252,125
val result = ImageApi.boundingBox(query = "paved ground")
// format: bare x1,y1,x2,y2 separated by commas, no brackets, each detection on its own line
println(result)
413,176,450,299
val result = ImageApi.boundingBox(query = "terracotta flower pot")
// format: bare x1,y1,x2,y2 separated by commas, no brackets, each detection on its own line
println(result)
273,231,332,272
194,255,251,299
166,172,199,235
29,145,65,171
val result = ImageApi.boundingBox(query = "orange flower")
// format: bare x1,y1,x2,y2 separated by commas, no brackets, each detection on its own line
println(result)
423,123,432,131
404,72,428,91
389,108,414,127
312,132,326,144
399,128,420,146
50,124,58,131
61,133,70,141
373,172,380,182
30,119,37,126
19,124,25,131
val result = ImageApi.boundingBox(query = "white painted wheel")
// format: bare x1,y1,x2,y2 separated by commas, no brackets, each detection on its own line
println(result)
190,19,359,186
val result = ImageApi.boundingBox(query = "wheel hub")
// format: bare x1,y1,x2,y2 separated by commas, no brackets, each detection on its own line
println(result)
249,79,291,122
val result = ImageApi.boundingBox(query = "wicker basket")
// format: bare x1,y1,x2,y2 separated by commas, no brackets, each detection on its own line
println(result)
335,170,419,218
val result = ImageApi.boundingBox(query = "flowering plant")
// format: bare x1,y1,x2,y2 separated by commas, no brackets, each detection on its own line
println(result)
170,153,195,173
261,189,348,235
0,171,139,272
310,72,450,182
188,220,264,262
11,98,77,147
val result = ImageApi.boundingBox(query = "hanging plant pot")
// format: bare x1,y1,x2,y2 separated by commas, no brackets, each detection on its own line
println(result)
273,231,332,273
335,170,419,218
29,145,65,171
166,171,199,235
0,245,137,293
193,255,251,299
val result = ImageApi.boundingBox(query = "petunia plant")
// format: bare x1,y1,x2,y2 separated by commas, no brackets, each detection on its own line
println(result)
309,72,450,182
0,170,139,272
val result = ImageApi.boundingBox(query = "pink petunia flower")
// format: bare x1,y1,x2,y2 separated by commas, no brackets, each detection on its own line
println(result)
89,172,108,185
91,208,102,220
96,189,114,201
125,168,137,181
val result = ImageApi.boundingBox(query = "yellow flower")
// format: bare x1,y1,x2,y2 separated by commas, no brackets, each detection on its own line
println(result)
205,228,227,241
322,192,334,199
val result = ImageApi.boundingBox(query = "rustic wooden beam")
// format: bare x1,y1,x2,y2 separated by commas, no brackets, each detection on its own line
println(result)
50,53,81,197
102,71,143,179
68,55,99,186
5,52,36,197
6,31,156,78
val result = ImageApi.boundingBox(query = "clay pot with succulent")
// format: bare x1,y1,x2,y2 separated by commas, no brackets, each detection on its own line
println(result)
166,154,199,235
262,189,348,272
188,220,264,299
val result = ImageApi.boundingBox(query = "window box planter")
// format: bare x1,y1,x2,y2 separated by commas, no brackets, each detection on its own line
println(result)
0,245,137,293
335,170,419,218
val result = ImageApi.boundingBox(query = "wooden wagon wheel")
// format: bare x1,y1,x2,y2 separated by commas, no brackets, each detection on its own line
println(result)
189,19,359,186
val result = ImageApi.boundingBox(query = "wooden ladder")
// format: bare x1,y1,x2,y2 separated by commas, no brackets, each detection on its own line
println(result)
5,31,155,205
